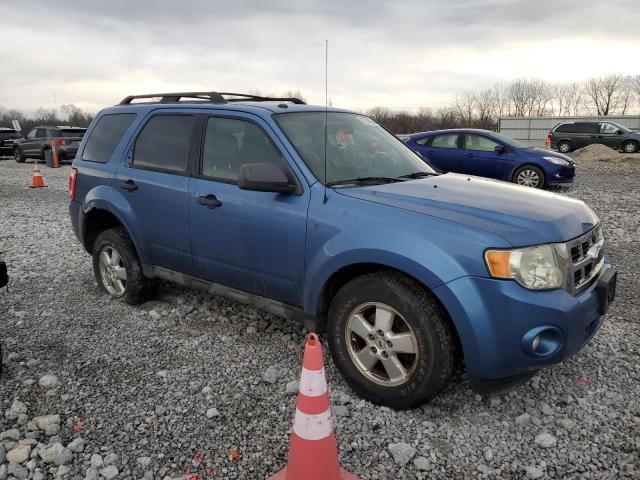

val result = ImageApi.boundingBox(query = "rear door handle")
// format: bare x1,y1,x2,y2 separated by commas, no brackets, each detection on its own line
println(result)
119,180,138,192
464,153,474,157
197,194,222,208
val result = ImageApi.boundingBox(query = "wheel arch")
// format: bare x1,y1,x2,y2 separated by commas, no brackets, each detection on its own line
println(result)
311,262,462,355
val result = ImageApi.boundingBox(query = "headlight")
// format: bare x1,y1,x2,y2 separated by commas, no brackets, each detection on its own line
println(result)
543,156,571,166
485,245,564,290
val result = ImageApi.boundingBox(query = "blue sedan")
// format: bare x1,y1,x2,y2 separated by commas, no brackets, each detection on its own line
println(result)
403,129,575,188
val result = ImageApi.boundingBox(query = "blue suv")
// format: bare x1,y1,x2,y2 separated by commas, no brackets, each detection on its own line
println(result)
403,129,575,188
69,92,616,409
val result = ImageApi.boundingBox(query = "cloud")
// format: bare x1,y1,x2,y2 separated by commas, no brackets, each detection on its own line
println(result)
1,0,638,114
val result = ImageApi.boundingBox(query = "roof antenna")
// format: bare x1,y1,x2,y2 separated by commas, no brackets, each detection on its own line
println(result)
323,39,329,204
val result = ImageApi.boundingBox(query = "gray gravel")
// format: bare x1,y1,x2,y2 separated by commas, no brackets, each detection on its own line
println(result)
0,158,639,479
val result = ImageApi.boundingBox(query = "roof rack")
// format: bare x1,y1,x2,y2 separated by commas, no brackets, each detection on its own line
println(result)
118,91,306,105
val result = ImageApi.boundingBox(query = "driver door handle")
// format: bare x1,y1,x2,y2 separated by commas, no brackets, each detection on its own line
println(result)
197,194,222,208
464,153,474,158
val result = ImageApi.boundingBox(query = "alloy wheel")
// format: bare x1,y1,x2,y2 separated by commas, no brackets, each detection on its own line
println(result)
345,302,419,387
516,169,540,188
98,246,127,297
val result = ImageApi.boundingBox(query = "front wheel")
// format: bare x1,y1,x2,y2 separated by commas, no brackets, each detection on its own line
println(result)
513,165,545,189
622,141,639,153
92,227,157,305
13,148,24,163
327,271,458,409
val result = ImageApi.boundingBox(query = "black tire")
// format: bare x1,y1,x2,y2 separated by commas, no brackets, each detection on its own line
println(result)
557,141,572,153
621,140,639,154
13,147,24,163
92,227,157,305
512,164,545,189
327,271,458,409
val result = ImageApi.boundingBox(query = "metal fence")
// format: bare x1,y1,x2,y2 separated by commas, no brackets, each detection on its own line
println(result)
498,115,640,147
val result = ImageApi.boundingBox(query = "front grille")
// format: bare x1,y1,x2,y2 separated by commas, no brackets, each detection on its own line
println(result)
565,226,604,294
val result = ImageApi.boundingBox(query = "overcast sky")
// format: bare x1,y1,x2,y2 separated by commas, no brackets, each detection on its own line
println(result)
2,0,639,114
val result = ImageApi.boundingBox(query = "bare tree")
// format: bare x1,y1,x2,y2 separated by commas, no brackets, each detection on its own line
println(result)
555,82,583,116
281,90,307,103
583,75,629,115
454,91,475,127
60,104,93,127
474,88,498,129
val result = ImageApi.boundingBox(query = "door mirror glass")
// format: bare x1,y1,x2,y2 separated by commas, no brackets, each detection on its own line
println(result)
238,163,296,194
494,144,506,154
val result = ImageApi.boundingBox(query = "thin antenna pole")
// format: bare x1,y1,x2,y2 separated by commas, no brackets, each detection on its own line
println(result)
323,39,328,204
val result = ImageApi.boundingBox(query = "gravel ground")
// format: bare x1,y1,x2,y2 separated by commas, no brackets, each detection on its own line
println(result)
0,158,639,480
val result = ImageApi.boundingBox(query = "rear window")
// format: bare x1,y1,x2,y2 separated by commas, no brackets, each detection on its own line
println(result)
61,129,86,138
82,114,136,163
132,115,194,173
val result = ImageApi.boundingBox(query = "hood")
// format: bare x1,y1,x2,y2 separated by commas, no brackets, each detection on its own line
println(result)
526,148,574,163
337,173,598,246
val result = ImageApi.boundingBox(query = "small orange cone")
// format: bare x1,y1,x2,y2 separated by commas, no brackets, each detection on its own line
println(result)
268,333,358,480
30,160,46,188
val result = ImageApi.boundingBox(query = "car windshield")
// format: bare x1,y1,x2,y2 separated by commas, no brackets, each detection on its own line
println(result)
274,112,435,185
490,131,528,149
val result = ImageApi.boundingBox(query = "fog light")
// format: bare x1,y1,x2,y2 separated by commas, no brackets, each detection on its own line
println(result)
522,326,564,358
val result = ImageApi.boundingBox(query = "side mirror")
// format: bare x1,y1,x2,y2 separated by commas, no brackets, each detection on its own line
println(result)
617,130,623,135
238,163,296,194
494,145,506,154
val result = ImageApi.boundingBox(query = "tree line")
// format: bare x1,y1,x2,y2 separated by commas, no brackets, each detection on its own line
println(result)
367,74,640,133
0,104,93,134
2,77,639,134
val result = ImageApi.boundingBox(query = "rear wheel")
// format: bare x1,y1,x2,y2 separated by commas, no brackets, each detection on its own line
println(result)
557,141,572,153
92,227,157,305
622,140,639,153
327,271,457,409
513,165,545,189
13,147,24,163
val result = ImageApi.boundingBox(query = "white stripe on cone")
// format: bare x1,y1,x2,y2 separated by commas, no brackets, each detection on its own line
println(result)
299,367,328,397
292,408,334,441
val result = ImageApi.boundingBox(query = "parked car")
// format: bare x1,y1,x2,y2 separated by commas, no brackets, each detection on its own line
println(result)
548,121,640,154
13,126,86,163
69,91,616,409
403,129,575,189
0,128,22,157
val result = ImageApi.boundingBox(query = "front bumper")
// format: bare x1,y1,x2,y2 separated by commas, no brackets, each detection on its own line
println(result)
434,261,613,383
546,164,575,185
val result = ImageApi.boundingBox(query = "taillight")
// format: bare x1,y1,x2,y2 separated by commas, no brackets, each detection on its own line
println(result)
69,168,78,200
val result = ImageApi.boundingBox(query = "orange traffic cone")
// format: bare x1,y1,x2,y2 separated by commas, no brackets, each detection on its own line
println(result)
30,160,46,188
268,333,358,480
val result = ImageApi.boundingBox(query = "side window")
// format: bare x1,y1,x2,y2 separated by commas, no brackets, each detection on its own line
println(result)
35,128,47,138
26,129,37,140
599,123,618,134
575,123,599,134
465,134,500,152
202,117,286,182
431,134,459,149
83,114,136,163
415,136,430,146
132,115,194,173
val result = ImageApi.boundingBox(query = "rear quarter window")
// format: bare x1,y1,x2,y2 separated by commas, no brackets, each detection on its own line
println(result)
82,114,136,163
555,124,575,133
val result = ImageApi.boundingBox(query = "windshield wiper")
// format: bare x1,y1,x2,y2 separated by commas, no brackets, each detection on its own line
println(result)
398,171,440,179
326,176,406,187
